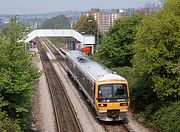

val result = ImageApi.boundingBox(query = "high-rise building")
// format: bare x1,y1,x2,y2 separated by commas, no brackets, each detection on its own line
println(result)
81,8,127,32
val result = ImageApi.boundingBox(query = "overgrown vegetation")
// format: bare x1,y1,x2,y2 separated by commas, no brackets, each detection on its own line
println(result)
0,18,39,131
96,0,180,131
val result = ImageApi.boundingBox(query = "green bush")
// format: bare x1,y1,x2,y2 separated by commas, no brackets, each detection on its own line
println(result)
148,101,180,132
0,111,21,132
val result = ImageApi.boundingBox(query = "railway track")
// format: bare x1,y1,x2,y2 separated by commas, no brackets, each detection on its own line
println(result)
36,38,82,132
40,37,66,63
102,121,129,132
40,37,129,132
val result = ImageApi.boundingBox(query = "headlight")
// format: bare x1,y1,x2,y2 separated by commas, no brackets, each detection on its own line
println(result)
98,104,107,107
120,103,128,106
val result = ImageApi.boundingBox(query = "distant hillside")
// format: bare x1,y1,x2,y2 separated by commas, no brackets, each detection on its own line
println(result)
40,14,71,29
0,11,81,29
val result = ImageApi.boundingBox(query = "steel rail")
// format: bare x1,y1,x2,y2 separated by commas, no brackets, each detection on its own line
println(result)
36,38,82,132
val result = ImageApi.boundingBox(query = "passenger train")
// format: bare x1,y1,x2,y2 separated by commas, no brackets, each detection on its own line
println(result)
66,50,130,122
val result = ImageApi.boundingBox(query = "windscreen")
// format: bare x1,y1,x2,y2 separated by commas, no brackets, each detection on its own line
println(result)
98,84,128,102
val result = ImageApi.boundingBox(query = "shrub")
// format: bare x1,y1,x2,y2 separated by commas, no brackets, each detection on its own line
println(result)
0,111,21,131
149,101,180,132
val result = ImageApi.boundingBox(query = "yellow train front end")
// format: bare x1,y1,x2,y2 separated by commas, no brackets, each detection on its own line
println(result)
95,80,130,121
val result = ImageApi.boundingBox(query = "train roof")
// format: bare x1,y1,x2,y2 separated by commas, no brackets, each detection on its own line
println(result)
66,50,126,82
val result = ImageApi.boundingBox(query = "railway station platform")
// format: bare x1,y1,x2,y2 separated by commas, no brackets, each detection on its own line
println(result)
24,29,96,54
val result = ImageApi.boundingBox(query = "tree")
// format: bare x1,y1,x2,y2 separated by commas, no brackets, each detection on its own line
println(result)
73,15,86,31
74,15,98,36
0,18,39,130
41,14,70,29
132,0,180,104
97,15,143,67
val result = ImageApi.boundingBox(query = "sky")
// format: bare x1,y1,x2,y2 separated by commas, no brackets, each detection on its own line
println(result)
0,0,160,15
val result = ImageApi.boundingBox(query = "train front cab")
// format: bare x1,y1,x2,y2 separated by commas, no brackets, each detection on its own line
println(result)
95,80,130,121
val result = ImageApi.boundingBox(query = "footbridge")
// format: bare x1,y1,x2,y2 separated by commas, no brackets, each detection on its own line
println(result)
25,29,95,51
